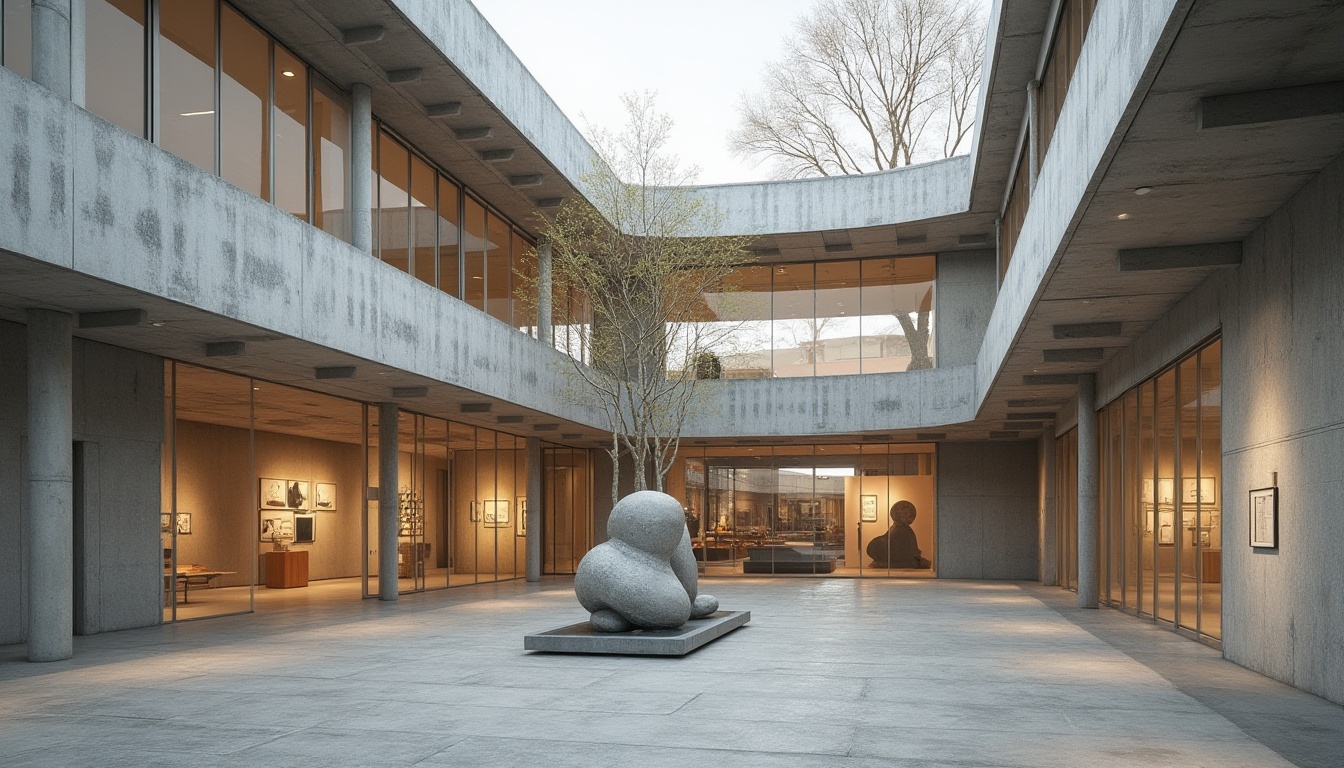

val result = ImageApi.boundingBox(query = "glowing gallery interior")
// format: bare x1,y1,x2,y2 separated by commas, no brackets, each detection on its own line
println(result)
1,0,1342,708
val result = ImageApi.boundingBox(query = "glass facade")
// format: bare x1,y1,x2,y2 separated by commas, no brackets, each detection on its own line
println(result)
85,0,146,137
687,256,937,378
669,443,936,576
161,360,588,620
1059,337,1222,643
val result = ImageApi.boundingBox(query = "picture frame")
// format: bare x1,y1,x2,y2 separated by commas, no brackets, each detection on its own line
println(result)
259,512,294,542
161,513,171,534
1158,507,1175,545
1249,486,1278,548
260,478,309,510
860,494,879,523
314,482,337,511
517,497,528,537
483,499,509,528
1141,478,1176,505
1181,477,1217,505
175,512,192,536
294,514,315,543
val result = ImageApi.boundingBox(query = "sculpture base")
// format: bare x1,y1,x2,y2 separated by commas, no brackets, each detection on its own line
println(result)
524,610,750,656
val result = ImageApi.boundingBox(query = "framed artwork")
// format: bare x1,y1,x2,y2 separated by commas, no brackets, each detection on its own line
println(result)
517,497,528,537
259,512,294,542
483,499,509,528
1158,508,1175,544
1141,478,1176,505
1181,477,1217,505
161,513,171,534
860,495,879,523
294,514,316,543
1249,487,1278,548
260,478,309,510
314,483,336,511
175,513,192,536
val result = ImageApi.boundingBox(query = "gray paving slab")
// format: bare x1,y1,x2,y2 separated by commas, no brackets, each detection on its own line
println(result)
0,578,1339,767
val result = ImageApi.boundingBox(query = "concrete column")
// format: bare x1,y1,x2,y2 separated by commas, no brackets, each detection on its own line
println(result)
378,402,399,601
1026,80,1040,193
1038,432,1057,585
32,0,73,99
536,240,553,345
350,83,373,255
69,0,84,107
27,309,74,662
525,437,543,582
1077,374,1099,608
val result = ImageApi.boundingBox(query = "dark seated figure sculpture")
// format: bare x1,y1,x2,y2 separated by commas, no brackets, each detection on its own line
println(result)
866,500,932,569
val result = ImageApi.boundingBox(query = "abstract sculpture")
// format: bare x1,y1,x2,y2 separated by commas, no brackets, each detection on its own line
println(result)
575,490,719,632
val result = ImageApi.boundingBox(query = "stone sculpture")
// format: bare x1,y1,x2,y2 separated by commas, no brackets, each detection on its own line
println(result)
575,490,719,632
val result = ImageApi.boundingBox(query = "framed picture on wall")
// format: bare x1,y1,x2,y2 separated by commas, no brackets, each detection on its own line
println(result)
483,500,510,528
260,478,309,510
161,513,171,534
1249,487,1278,548
175,513,192,536
517,497,528,537
314,483,336,511
294,514,315,543
1182,477,1217,505
860,495,879,523
260,512,294,542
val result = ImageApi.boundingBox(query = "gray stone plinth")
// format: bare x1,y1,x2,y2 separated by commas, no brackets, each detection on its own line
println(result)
524,610,750,656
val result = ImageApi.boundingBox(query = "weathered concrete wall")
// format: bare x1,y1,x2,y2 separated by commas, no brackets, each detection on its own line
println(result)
935,249,996,367
975,0,1181,401
681,365,977,439
936,441,1039,580
0,321,163,644
0,67,609,432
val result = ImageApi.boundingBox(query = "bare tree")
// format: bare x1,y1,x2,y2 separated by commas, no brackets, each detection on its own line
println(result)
731,0,985,178
522,93,753,500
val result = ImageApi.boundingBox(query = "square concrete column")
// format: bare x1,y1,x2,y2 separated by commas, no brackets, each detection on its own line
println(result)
350,83,373,255
525,437,543,582
1077,374,1099,608
378,402,399,601
27,308,74,662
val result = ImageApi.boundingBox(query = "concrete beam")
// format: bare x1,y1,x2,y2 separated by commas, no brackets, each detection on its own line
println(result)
77,309,145,329
1053,322,1121,339
1199,81,1344,130
204,341,245,357
1043,348,1104,363
1117,242,1242,271
340,26,385,45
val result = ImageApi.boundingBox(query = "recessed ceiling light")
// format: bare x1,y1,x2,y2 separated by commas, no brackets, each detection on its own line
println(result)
1116,213,1131,220
1134,187,1152,195
179,110,215,117
282,70,295,77
150,321,165,327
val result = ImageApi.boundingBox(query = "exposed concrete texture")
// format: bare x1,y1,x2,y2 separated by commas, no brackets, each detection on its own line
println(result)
0,320,162,648
974,0,1181,403
936,441,1039,579
1038,432,1057,585
681,365,977,439
524,437,541,582
350,83,373,256
25,308,73,661
378,402,399,601
0,68,609,433
535,240,551,344
1096,276,1220,407
31,0,72,99
524,610,749,656
1075,374,1097,609
935,249,997,367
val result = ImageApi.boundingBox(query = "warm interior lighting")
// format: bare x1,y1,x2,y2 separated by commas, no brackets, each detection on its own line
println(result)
1116,213,1131,220
281,70,295,77
179,110,215,117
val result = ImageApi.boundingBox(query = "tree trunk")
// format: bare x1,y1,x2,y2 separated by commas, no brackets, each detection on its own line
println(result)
896,310,933,370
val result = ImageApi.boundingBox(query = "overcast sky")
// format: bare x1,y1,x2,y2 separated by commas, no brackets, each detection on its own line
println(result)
469,0,824,185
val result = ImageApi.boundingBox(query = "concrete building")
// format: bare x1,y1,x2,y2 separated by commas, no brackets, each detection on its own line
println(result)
1,0,1341,708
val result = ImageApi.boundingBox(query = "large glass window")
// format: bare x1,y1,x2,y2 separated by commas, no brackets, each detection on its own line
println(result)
1093,337,1221,644
463,196,487,312
85,0,146,136
410,153,436,286
437,177,460,297
2,0,33,77
159,0,216,172
486,212,512,323
376,132,409,273
272,45,308,221
220,5,269,201
312,82,349,241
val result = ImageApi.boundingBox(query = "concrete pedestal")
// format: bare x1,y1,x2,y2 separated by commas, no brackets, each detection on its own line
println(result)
524,610,750,656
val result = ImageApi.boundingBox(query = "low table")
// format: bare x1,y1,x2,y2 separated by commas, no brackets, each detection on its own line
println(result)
741,546,838,574
165,568,236,604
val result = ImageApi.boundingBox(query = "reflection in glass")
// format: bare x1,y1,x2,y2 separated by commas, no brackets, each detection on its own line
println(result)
862,257,936,371
1177,356,1199,630
272,46,307,220
159,0,215,172
312,83,349,241
85,0,146,136
486,213,512,323
3,0,32,77
1198,340,1221,639
437,177,460,297
221,6,269,200
1155,368,1176,623
376,131,409,273
410,154,436,286
512,231,536,334
772,263,814,377
1138,380,1155,616
814,260,862,376
463,196,486,311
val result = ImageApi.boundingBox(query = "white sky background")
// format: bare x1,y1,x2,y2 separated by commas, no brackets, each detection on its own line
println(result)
470,0,829,185
470,0,993,185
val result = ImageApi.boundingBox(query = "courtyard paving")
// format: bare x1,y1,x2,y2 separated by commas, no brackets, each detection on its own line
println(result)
2,578,1341,767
